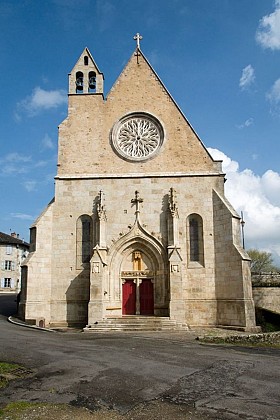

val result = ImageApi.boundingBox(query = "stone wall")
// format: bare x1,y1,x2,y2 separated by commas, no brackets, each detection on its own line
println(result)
252,273,280,315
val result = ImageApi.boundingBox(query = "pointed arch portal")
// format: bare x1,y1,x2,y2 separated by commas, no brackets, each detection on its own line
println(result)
121,250,155,315
109,232,169,317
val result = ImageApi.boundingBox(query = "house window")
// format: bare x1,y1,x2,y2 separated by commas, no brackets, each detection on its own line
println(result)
6,246,12,255
4,278,11,288
4,260,14,271
187,214,204,266
21,250,27,259
84,55,88,65
76,215,93,268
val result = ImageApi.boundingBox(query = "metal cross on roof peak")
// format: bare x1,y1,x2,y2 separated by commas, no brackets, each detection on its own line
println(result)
133,33,143,50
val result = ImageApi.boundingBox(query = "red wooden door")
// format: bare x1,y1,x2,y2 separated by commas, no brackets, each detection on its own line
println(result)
122,280,136,315
140,279,154,315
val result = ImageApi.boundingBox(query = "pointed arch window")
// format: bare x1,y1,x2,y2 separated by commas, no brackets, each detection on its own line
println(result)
76,215,93,269
187,213,204,266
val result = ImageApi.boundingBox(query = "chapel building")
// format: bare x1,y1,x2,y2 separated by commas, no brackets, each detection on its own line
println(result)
20,38,257,330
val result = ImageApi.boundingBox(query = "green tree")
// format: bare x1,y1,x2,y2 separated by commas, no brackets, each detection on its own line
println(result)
247,248,279,272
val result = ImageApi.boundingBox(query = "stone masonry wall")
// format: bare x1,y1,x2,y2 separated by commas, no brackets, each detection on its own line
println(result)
252,273,280,314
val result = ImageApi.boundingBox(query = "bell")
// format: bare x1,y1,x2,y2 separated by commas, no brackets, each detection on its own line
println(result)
89,77,96,90
76,77,83,90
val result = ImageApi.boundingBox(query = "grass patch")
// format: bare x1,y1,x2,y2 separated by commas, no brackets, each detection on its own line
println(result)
0,362,21,374
0,362,21,389
0,402,105,419
0,362,32,390
0,402,49,418
198,334,280,348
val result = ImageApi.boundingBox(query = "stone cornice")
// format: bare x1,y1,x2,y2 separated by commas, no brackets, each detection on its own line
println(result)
55,171,225,180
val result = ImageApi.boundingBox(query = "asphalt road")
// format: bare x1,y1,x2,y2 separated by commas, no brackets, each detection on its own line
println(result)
0,294,279,419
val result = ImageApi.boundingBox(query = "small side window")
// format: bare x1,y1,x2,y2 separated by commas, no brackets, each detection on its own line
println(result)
187,213,204,266
76,215,93,269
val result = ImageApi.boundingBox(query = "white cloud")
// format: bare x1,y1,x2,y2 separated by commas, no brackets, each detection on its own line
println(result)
256,0,280,50
1,165,28,176
3,153,31,163
237,118,254,129
261,169,280,206
266,78,280,115
267,78,280,104
208,147,280,265
239,65,255,90
208,148,239,173
10,213,34,221
34,160,49,168
22,180,37,192
0,153,32,176
41,134,55,150
17,87,67,117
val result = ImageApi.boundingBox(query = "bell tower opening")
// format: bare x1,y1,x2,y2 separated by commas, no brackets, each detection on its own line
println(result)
75,71,84,93
88,71,96,93
68,47,104,95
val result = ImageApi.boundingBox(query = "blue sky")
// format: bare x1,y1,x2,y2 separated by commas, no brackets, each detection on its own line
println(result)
1,0,280,263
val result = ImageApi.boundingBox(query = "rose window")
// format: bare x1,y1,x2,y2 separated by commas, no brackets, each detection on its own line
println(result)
111,113,164,161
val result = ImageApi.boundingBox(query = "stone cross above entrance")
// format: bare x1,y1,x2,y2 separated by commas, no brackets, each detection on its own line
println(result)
131,190,143,217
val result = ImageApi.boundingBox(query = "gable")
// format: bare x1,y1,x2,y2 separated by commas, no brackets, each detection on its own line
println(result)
103,49,220,174
58,48,222,177
69,47,103,76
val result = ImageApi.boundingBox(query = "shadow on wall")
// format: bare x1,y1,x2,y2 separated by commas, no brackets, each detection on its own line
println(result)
65,267,90,328
0,294,17,317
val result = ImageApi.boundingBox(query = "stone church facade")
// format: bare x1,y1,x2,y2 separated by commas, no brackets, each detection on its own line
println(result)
20,40,257,330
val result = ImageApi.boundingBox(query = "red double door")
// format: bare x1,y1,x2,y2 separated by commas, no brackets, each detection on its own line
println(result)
122,279,154,315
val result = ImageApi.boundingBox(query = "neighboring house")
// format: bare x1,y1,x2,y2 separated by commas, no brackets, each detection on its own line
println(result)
0,232,29,293
20,40,257,331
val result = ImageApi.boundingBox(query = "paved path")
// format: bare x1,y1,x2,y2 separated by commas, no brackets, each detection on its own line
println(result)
0,294,279,419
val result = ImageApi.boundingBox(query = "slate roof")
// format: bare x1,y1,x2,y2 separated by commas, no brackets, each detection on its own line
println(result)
0,232,29,248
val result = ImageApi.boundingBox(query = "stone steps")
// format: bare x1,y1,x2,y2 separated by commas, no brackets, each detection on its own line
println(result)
83,316,189,332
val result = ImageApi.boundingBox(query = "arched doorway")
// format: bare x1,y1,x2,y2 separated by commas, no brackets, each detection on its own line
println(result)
121,250,155,315
108,230,169,318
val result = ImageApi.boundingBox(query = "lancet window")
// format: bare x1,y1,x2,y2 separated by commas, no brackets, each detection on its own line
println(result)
187,213,204,266
76,215,93,268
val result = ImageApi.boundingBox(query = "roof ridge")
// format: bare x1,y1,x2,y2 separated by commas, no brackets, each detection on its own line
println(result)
0,231,29,246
